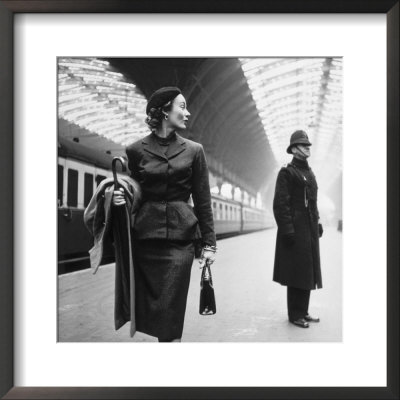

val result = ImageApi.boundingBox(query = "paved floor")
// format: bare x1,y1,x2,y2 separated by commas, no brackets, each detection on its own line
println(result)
58,227,342,342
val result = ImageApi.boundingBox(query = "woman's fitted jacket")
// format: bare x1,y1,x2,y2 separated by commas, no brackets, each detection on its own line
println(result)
126,132,216,247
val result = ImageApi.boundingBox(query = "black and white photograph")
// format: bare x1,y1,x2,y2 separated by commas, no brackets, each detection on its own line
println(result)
57,57,343,343
1,6,396,397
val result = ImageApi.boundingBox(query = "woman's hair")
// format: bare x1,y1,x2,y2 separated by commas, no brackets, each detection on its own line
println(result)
145,100,173,131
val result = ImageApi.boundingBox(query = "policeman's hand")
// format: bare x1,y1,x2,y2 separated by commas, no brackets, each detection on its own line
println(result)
112,188,126,206
318,223,323,238
199,249,216,267
282,233,295,246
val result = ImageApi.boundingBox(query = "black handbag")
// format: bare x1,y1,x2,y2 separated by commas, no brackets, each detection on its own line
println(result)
199,260,216,315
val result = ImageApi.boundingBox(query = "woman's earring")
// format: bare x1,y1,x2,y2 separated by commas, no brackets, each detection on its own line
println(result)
164,114,169,120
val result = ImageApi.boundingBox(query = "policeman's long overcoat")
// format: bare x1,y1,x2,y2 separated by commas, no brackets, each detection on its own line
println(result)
272,158,322,290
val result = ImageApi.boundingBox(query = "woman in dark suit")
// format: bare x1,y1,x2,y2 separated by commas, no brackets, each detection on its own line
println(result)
113,87,216,342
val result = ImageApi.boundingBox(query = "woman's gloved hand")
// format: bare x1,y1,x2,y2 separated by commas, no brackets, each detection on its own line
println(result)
112,188,126,206
282,232,295,246
199,246,217,267
318,223,323,238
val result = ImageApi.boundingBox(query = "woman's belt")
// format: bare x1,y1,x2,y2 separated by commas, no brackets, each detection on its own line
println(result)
144,199,190,204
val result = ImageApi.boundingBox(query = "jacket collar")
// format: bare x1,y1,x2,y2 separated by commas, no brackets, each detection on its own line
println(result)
291,156,310,170
142,132,186,160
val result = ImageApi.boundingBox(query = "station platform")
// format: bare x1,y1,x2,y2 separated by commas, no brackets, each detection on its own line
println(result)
58,227,342,342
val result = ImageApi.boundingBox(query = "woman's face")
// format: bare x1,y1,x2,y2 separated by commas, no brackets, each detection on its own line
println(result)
165,94,191,130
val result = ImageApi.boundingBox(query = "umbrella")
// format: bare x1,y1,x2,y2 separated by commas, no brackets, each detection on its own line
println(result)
111,157,136,337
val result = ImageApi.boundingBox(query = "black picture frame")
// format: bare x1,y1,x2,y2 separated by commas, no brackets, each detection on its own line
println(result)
0,1,398,399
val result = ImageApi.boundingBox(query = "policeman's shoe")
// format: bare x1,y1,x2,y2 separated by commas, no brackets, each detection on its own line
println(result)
290,318,309,328
304,314,320,323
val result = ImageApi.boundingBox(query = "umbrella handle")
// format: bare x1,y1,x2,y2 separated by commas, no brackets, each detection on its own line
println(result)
112,157,126,190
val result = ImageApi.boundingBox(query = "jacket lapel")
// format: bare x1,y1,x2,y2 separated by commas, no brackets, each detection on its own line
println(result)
142,133,187,160
142,133,167,160
167,134,186,159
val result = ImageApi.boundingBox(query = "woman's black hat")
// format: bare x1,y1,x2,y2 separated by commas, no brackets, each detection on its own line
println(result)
146,86,182,115
286,130,312,154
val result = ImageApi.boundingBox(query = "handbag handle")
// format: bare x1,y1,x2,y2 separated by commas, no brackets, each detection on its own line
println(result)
201,260,213,284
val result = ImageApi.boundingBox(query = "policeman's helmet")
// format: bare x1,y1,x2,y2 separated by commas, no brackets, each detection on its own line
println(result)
286,130,312,154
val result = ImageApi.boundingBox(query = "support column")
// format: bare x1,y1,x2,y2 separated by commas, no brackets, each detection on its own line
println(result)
231,185,235,200
216,177,223,195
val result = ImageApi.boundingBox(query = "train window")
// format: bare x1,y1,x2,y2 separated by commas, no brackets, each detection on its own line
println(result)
84,173,94,207
58,165,64,207
219,203,223,219
96,174,106,186
67,168,78,207
230,206,232,220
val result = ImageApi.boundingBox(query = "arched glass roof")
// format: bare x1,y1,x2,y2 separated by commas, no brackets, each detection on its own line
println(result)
240,57,342,190
58,57,342,197
58,58,148,146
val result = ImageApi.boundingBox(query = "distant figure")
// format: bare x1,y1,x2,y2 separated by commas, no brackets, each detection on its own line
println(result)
272,130,323,328
113,87,216,342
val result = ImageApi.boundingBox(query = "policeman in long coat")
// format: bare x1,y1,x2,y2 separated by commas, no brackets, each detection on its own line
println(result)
273,130,323,328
